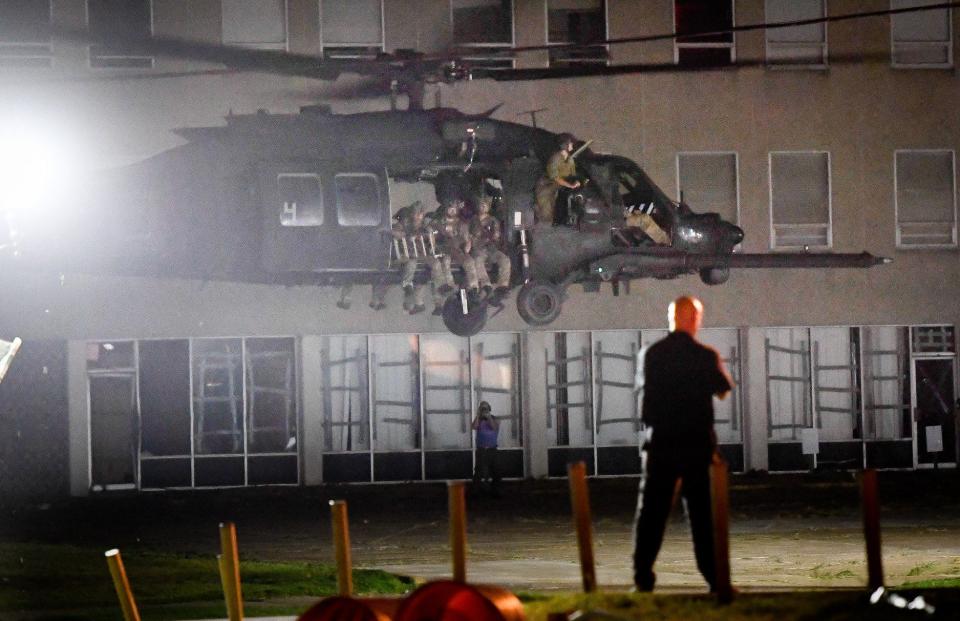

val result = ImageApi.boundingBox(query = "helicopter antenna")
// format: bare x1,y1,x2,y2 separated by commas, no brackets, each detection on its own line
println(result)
518,108,547,128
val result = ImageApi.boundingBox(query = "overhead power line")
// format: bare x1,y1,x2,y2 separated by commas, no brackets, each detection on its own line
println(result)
503,1,960,55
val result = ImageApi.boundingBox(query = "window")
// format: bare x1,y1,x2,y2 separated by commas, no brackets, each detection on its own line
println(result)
677,152,739,225
895,150,957,247
891,0,953,67
321,0,383,59
911,325,956,353
278,174,323,226
769,151,831,249
87,0,153,68
547,0,607,67
861,326,911,442
765,0,827,67
222,0,287,50
674,0,734,66
0,1,52,68
452,0,514,69
335,173,382,226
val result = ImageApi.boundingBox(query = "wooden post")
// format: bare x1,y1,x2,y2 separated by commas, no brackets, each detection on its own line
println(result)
567,461,597,593
710,458,734,604
329,500,354,596
860,468,884,591
218,522,244,621
104,549,141,621
448,481,468,583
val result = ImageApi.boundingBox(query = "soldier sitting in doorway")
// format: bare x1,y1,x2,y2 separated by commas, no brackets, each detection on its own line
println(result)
432,197,480,314
391,201,447,315
470,196,511,302
535,133,582,225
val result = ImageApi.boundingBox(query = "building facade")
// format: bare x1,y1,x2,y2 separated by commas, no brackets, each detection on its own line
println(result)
0,1,957,498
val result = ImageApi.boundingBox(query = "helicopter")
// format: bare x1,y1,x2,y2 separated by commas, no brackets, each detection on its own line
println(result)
0,14,895,338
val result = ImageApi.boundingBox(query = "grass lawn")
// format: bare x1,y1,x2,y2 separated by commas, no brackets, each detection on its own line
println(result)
2,542,958,620
0,541,414,620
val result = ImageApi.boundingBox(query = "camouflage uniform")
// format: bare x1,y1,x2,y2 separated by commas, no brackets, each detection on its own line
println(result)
436,203,479,293
391,204,438,313
470,202,511,290
535,134,580,224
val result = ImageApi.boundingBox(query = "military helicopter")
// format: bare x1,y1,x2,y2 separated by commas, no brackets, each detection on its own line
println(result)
2,16,893,337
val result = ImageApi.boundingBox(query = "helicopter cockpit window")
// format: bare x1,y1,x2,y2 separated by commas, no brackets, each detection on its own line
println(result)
278,174,323,227
617,169,657,214
335,173,382,227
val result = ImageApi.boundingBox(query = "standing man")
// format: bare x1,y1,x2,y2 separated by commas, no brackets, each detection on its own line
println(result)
472,400,500,496
633,296,733,592
535,133,581,224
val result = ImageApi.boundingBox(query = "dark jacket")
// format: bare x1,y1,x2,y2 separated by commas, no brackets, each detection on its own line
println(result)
640,331,732,461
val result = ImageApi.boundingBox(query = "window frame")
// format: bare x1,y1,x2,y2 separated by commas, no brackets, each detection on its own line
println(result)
221,0,290,52
277,172,324,227
334,172,383,227
893,148,958,249
768,150,833,250
85,0,155,69
673,0,737,65
319,0,385,59
764,0,828,70
450,0,516,70
0,0,54,68
544,0,609,67
890,0,954,69
675,150,741,226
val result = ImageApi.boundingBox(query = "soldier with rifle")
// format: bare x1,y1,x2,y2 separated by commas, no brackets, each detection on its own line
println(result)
391,201,448,315
432,197,479,314
535,133,583,225
470,196,511,301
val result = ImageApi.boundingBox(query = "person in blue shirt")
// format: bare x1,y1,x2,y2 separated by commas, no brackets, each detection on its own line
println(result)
472,400,500,495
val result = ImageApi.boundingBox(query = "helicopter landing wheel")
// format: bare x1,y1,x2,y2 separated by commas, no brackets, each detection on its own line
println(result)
699,266,730,285
516,280,564,326
441,292,489,337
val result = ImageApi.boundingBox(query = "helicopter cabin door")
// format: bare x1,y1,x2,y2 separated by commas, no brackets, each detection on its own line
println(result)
259,162,391,273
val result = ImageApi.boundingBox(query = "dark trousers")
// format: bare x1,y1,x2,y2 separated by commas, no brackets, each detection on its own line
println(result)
633,450,715,590
473,447,500,489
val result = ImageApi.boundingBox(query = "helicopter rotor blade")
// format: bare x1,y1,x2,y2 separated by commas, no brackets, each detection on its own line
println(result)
473,51,896,82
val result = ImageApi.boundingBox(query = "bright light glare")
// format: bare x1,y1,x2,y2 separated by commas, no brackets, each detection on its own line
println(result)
0,122,77,213
0,113,86,252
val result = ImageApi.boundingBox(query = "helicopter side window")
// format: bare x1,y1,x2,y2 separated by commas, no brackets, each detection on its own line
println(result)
335,173,382,226
278,174,323,226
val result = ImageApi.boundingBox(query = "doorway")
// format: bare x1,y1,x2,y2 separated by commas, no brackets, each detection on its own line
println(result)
90,374,137,489
912,358,957,467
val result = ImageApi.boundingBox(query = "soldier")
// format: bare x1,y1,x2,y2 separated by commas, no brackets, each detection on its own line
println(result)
535,133,582,224
433,197,479,313
391,201,441,315
470,196,511,300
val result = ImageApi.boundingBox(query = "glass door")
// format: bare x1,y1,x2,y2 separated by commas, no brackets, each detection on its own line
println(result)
913,358,957,467
90,374,137,489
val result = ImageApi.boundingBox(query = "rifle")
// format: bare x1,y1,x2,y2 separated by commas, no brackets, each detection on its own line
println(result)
570,139,594,161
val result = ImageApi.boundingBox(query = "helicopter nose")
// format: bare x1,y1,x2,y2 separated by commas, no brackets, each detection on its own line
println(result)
728,224,745,245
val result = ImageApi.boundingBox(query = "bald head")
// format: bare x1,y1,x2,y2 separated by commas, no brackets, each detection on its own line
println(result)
668,296,704,336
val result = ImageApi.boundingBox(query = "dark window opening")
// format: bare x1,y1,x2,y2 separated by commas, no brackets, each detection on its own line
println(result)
548,0,607,66
452,0,512,45
139,340,191,457
675,0,733,66
278,174,324,226
88,0,153,68
336,173,382,226
0,0,52,67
